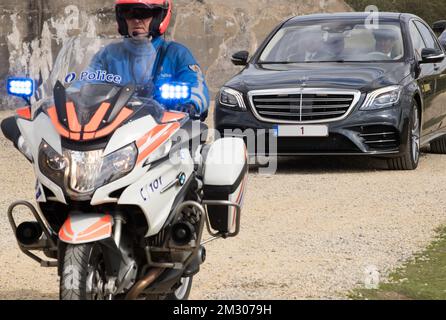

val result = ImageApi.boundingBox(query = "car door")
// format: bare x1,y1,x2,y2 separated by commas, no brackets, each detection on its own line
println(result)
409,20,437,136
414,20,446,135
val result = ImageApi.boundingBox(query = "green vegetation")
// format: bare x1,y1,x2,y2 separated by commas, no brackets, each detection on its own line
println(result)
346,0,446,25
352,227,446,300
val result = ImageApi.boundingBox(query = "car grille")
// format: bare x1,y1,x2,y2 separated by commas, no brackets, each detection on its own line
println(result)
249,89,360,123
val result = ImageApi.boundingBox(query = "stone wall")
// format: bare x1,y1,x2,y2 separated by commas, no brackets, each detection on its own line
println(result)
0,0,352,109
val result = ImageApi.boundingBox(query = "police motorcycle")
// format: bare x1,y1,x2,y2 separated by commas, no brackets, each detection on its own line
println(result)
1,36,248,300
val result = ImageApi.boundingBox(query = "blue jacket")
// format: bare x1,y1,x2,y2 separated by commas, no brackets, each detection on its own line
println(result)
87,37,210,116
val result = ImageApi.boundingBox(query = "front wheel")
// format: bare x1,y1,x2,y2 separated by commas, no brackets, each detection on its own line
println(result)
387,101,420,170
60,243,108,300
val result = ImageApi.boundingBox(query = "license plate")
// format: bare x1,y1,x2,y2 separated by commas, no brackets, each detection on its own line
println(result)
275,125,329,137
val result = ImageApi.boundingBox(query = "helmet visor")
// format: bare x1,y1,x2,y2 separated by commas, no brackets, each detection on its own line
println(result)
120,7,160,20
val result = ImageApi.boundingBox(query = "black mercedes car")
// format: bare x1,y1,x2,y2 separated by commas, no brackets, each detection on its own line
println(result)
215,13,446,170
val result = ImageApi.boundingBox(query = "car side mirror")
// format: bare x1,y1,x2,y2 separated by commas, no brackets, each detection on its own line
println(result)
433,20,446,35
420,48,445,64
231,51,249,66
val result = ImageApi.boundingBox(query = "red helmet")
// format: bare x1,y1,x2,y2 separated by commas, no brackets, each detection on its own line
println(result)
115,0,172,37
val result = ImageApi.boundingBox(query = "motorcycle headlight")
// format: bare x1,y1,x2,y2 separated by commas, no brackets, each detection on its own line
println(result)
219,87,247,110
38,141,67,187
95,143,137,187
361,85,402,111
38,141,137,199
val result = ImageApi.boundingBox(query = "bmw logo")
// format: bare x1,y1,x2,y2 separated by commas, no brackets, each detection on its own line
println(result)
64,72,76,84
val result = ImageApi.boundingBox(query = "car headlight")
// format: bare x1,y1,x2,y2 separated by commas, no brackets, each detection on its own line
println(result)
361,85,402,111
219,87,247,110
38,141,137,199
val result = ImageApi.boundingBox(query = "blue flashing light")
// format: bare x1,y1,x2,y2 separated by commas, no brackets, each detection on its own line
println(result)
7,78,35,98
159,83,190,101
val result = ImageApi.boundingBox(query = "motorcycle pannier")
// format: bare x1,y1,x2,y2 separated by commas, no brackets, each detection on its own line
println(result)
202,138,248,234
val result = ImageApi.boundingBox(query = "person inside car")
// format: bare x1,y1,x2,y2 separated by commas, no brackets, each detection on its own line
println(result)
320,33,345,61
373,28,402,60
285,29,324,62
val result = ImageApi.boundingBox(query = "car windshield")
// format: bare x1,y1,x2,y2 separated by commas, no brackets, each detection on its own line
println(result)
259,19,405,63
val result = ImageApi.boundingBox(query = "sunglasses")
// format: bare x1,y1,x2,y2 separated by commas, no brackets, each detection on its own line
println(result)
122,8,156,20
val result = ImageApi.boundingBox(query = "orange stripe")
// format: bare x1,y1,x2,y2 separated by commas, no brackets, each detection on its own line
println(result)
76,224,112,242
84,102,111,132
136,124,170,148
47,106,69,138
70,133,81,141
161,111,186,123
136,122,180,164
16,106,31,120
94,107,134,139
66,102,81,133
59,217,74,242
78,215,112,237
59,228,72,242
65,219,74,237
83,132,95,140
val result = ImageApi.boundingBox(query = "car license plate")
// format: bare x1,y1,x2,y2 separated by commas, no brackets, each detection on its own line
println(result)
274,125,329,137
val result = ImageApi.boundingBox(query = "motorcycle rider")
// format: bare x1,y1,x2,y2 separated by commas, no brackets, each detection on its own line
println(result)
2,0,210,150
92,0,210,120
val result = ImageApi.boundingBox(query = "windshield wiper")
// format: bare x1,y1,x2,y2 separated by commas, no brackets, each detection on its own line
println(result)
311,60,345,63
259,60,347,64
257,61,300,64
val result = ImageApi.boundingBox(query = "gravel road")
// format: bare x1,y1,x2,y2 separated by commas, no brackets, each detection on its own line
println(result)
1,109,445,300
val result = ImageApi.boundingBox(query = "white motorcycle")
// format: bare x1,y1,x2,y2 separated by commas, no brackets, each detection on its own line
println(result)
1,37,247,300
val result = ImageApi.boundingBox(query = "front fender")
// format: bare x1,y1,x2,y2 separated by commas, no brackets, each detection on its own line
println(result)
59,214,113,245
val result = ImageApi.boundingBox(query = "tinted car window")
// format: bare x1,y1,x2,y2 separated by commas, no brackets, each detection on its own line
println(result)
409,21,427,60
259,20,405,63
414,21,440,50
439,31,446,49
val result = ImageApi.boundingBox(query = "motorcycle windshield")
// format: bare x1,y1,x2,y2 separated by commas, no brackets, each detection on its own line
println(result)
40,36,158,99
34,37,175,139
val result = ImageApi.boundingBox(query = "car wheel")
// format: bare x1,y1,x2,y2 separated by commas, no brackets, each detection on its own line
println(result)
430,135,446,154
387,101,420,170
